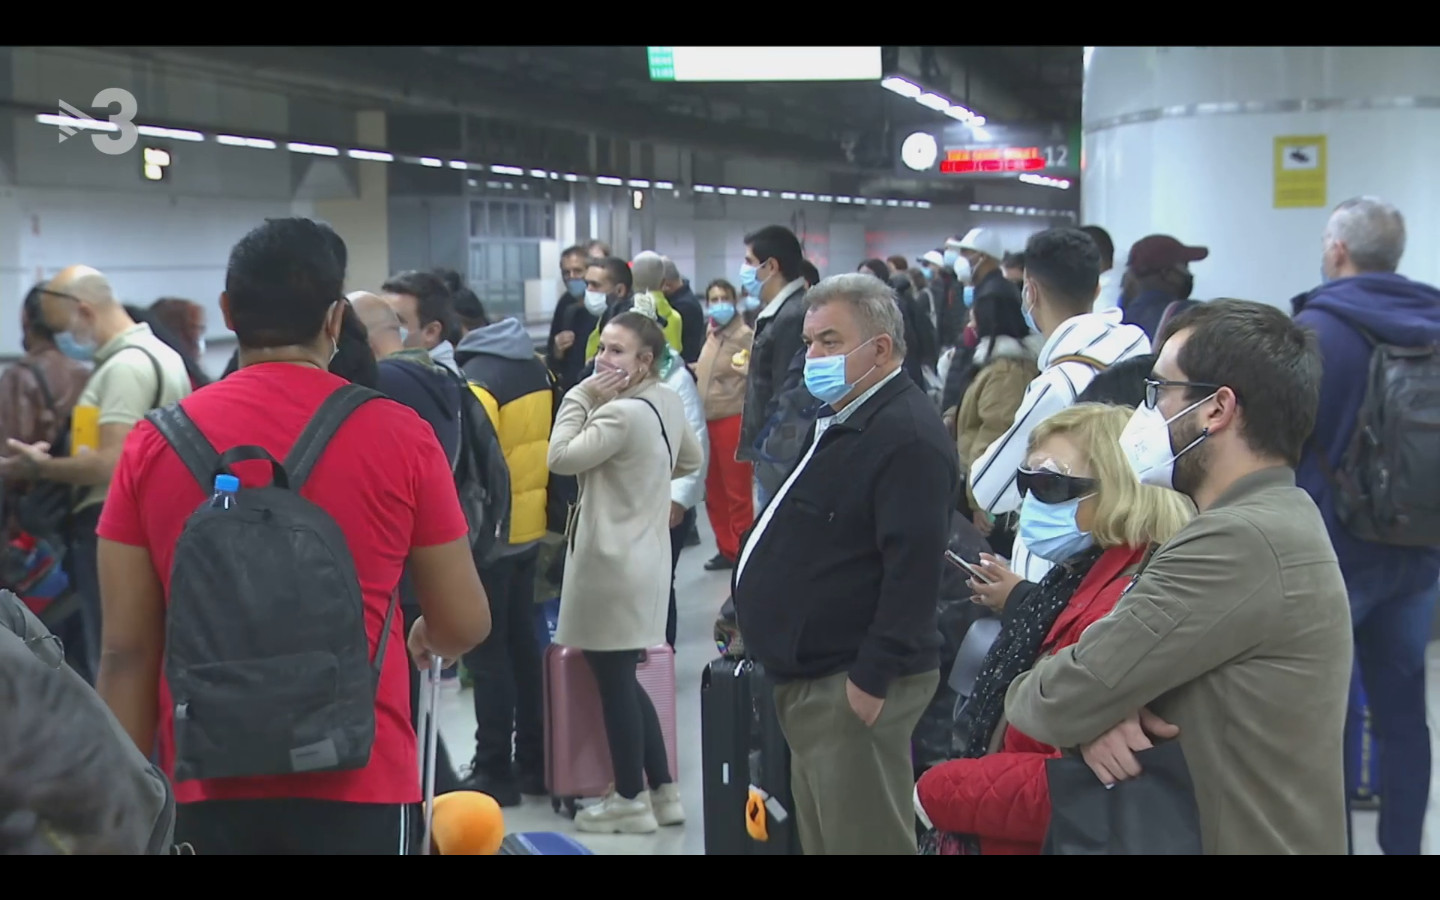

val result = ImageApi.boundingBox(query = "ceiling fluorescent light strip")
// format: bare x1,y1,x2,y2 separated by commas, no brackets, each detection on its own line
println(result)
29,111,955,210
881,76,986,128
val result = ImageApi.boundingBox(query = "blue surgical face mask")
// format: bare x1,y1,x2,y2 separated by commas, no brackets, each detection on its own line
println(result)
963,285,975,307
743,295,761,312
709,302,736,327
1018,492,1095,562
56,330,96,362
1021,284,1039,333
739,262,763,297
398,326,410,345
803,337,877,406
943,249,960,267
917,265,932,281
566,278,586,300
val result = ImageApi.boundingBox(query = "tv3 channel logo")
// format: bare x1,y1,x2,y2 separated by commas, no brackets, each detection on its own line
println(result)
54,88,139,156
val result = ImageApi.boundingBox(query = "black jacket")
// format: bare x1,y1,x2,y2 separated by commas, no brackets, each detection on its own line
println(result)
665,281,707,364
733,373,959,698
738,282,808,463
546,293,597,391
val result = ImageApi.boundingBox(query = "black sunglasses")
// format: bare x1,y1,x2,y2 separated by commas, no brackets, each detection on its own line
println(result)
1016,467,1098,505
1144,377,1222,410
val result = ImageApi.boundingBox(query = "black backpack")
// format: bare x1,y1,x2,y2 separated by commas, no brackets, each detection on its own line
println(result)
451,373,513,564
144,384,397,782
1326,328,1440,546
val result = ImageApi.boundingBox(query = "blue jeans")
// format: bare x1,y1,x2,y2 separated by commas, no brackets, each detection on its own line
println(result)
1344,560,1438,855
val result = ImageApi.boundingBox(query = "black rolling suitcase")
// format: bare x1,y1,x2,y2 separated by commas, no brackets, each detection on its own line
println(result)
701,656,798,855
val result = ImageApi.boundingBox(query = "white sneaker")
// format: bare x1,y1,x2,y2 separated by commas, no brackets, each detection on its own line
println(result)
574,790,658,834
651,783,685,826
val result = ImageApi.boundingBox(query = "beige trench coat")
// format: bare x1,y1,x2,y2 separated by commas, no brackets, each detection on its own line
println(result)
547,376,703,651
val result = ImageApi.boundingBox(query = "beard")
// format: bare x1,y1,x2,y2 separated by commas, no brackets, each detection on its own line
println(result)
1169,414,1211,498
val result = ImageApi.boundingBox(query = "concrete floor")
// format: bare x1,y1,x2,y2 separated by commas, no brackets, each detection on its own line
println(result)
434,513,1436,855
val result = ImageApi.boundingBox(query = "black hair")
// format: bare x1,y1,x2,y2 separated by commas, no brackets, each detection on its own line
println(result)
221,300,376,388
1160,299,1321,467
1080,225,1116,266
588,256,633,296
858,258,890,282
705,279,738,302
21,283,51,346
1076,353,1155,409
432,269,487,334
800,260,821,287
225,217,345,349
970,291,1030,370
1024,227,1102,316
0,654,145,855
1002,251,1026,271
744,225,804,281
608,311,667,375
123,305,212,389
382,270,456,342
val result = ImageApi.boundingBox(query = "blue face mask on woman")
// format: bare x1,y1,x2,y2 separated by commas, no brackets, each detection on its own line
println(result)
709,302,736,327
1017,492,1095,562
803,337,877,406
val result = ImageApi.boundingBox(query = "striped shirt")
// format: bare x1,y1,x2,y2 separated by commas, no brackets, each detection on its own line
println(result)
968,309,1151,583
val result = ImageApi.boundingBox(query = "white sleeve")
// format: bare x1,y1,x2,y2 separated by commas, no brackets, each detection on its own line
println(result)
669,370,709,510
968,371,1073,514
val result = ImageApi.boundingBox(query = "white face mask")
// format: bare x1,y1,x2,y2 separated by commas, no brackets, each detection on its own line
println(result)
584,290,609,316
197,337,207,357
1118,393,1216,489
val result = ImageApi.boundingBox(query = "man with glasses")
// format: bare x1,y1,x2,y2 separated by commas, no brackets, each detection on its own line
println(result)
969,228,1150,585
1004,299,1352,855
0,266,191,684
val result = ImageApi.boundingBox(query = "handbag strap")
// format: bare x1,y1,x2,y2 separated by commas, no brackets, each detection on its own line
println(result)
633,397,673,467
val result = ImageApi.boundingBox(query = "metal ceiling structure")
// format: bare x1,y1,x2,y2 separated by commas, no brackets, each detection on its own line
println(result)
96,45,1082,185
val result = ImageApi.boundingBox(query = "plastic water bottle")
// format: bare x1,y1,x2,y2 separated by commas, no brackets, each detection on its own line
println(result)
210,474,240,510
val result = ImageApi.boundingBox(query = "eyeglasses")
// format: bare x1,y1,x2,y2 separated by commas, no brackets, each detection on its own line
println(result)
1016,467,1098,505
1144,377,1222,410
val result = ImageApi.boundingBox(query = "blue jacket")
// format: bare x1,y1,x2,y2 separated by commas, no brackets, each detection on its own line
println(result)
1294,272,1440,595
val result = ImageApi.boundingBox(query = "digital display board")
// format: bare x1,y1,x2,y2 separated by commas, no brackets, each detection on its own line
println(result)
897,122,1080,181
647,47,883,82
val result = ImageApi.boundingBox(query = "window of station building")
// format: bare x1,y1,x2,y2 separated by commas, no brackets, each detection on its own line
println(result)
469,198,554,320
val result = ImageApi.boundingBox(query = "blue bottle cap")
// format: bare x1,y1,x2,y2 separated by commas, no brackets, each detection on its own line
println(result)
214,474,241,493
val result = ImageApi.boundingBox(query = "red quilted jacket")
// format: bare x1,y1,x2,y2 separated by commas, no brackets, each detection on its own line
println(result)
916,545,1147,855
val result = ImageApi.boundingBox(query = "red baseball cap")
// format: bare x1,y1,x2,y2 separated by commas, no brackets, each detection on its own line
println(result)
1127,235,1209,273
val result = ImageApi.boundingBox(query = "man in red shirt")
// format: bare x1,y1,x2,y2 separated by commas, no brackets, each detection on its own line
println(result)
95,218,491,855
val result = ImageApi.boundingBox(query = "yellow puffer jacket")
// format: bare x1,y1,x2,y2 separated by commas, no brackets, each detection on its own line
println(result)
584,290,684,362
456,322,555,546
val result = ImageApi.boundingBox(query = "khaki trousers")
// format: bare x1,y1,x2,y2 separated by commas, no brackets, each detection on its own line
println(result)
773,669,939,855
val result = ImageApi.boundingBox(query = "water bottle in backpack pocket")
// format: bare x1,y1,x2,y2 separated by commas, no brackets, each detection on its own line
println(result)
145,385,399,782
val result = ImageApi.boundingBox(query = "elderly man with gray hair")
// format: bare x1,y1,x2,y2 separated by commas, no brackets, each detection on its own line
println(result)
733,273,959,855
1294,195,1440,856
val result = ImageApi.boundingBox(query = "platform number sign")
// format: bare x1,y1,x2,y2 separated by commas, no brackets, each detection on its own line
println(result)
648,47,677,81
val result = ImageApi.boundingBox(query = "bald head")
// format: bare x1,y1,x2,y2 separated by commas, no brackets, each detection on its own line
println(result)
632,251,665,293
349,291,403,359
48,265,118,308
39,264,133,354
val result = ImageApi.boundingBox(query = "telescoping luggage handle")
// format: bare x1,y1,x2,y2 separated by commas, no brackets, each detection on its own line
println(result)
417,655,443,856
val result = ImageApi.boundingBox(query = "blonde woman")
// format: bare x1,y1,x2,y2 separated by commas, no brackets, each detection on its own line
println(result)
547,311,703,835
916,403,1194,855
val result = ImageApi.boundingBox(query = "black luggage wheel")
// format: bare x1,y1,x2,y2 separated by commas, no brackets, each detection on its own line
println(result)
552,796,578,818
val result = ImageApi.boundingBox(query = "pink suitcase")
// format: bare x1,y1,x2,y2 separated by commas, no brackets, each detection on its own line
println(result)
543,642,679,817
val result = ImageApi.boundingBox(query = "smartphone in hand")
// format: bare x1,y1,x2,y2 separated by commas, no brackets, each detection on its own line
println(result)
944,550,996,585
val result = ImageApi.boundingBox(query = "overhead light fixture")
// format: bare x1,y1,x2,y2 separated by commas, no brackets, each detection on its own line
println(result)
596,175,625,186
836,196,853,204
347,149,394,162
286,142,339,156
694,184,716,193
781,191,798,200
450,160,470,170
628,178,651,188
137,125,204,142
530,169,550,178
817,194,834,202
37,112,116,133
917,201,931,209
880,76,922,99
562,173,581,182
917,92,950,112
759,190,772,198
1019,173,1072,190
655,180,675,190
216,134,276,149
420,156,443,167
492,164,525,176
741,188,759,197
799,193,816,201
718,186,738,195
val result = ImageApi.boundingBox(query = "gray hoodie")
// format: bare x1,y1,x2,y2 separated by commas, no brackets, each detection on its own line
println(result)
455,317,536,361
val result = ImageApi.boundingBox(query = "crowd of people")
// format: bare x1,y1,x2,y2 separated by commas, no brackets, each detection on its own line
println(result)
0,192,1436,855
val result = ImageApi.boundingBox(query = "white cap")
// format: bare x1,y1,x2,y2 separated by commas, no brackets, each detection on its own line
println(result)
953,256,973,285
957,227,1004,262
921,250,946,268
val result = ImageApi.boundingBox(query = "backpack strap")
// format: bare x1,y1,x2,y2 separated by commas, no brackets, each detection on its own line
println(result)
17,361,56,414
146,405,223,493
1050,353,1109,372
285,384,384,492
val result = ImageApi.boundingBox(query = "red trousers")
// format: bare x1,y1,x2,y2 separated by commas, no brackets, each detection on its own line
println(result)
704,414,753,561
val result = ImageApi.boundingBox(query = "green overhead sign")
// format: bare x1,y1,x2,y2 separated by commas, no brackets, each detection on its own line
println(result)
647,47,676,81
